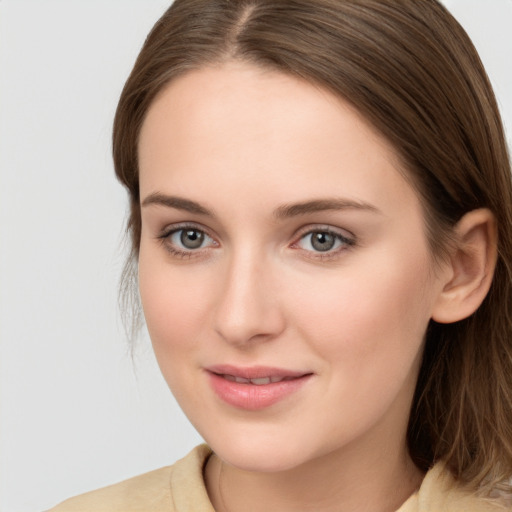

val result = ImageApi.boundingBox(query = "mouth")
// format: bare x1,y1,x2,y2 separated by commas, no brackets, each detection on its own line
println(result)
220,374,299,385
205,365,313,410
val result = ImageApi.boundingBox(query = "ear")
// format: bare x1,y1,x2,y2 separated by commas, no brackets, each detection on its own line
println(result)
432,208,497,324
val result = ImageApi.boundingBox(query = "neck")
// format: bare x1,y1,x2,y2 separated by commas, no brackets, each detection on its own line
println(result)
204,437,424,512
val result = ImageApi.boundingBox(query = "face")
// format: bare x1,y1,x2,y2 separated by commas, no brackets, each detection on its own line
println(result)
137,62,447,473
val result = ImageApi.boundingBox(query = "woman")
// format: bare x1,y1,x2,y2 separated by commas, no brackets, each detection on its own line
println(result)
50,0,512,510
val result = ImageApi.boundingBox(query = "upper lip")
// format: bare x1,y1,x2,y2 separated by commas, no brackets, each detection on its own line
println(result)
205,364,311,380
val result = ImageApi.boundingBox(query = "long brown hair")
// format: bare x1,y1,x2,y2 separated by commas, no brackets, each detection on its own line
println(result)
113,0,512,495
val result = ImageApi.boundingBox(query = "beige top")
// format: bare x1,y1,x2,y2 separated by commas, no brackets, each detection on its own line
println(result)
48,444,509,512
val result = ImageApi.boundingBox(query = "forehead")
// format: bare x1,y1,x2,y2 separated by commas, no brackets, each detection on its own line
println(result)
138,62,419,217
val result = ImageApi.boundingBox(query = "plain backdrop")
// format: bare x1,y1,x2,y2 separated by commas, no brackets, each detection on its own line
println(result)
0,1,511,511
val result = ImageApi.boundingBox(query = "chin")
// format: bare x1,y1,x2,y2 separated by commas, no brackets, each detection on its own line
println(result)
202,428,317,473
218,446,307,474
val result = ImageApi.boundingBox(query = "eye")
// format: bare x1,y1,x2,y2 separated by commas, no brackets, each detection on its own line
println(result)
296,229,354,254
158,225,217,257
173,228,207,249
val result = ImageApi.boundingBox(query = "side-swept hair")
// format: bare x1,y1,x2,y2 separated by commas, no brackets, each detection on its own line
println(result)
113,0,512,495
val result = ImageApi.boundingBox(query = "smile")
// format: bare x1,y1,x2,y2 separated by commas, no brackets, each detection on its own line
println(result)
221,374,298,385
205,365,313,410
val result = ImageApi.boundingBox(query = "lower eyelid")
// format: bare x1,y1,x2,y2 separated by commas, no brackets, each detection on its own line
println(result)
155,224,353,258
157,225,219,258
290,229,356,259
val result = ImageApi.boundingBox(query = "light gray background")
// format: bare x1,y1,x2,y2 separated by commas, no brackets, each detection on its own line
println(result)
1,1,511,511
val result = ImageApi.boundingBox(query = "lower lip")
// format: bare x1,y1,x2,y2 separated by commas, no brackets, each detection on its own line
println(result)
207,372,312,411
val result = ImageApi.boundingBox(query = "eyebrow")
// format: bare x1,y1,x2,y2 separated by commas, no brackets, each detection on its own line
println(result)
142,193,213,216
141,193,380,218
273,198,380,219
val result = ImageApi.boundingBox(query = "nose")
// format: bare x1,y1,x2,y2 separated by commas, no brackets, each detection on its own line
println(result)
213,250,286,348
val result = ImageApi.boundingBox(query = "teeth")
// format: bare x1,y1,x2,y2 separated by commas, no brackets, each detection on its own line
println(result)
222,374,288,385
250,377,271,385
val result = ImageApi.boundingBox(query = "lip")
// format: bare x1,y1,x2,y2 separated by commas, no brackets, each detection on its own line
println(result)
205,365,313,411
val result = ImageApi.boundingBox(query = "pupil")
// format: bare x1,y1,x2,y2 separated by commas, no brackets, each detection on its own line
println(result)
311,232,335,252
180,229,204,249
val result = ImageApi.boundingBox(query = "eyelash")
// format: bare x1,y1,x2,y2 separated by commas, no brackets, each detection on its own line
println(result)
157,223,217,259
292,227,356,261
156,224,356,260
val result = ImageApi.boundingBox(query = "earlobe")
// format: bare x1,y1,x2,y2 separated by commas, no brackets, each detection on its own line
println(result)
432,208,497,324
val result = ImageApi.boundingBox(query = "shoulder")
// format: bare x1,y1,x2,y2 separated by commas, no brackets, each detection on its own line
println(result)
399,463,512,512
47,444,214,512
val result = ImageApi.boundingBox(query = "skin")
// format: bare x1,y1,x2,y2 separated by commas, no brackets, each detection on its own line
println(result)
137,62,456,512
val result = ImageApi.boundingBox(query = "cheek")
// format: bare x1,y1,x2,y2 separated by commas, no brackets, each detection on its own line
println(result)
138,259,215,415
138,250,211,365
283,251,435,443
289,247,435,381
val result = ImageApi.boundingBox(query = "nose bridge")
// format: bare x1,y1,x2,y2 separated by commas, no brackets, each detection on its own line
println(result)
213,244,284,346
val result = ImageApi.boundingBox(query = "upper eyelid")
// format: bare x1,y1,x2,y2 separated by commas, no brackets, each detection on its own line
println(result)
292,224,355,241
156,222,355,248
158,226,217,258
158,221,215,239
290,226,356,257
157,224,218,255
